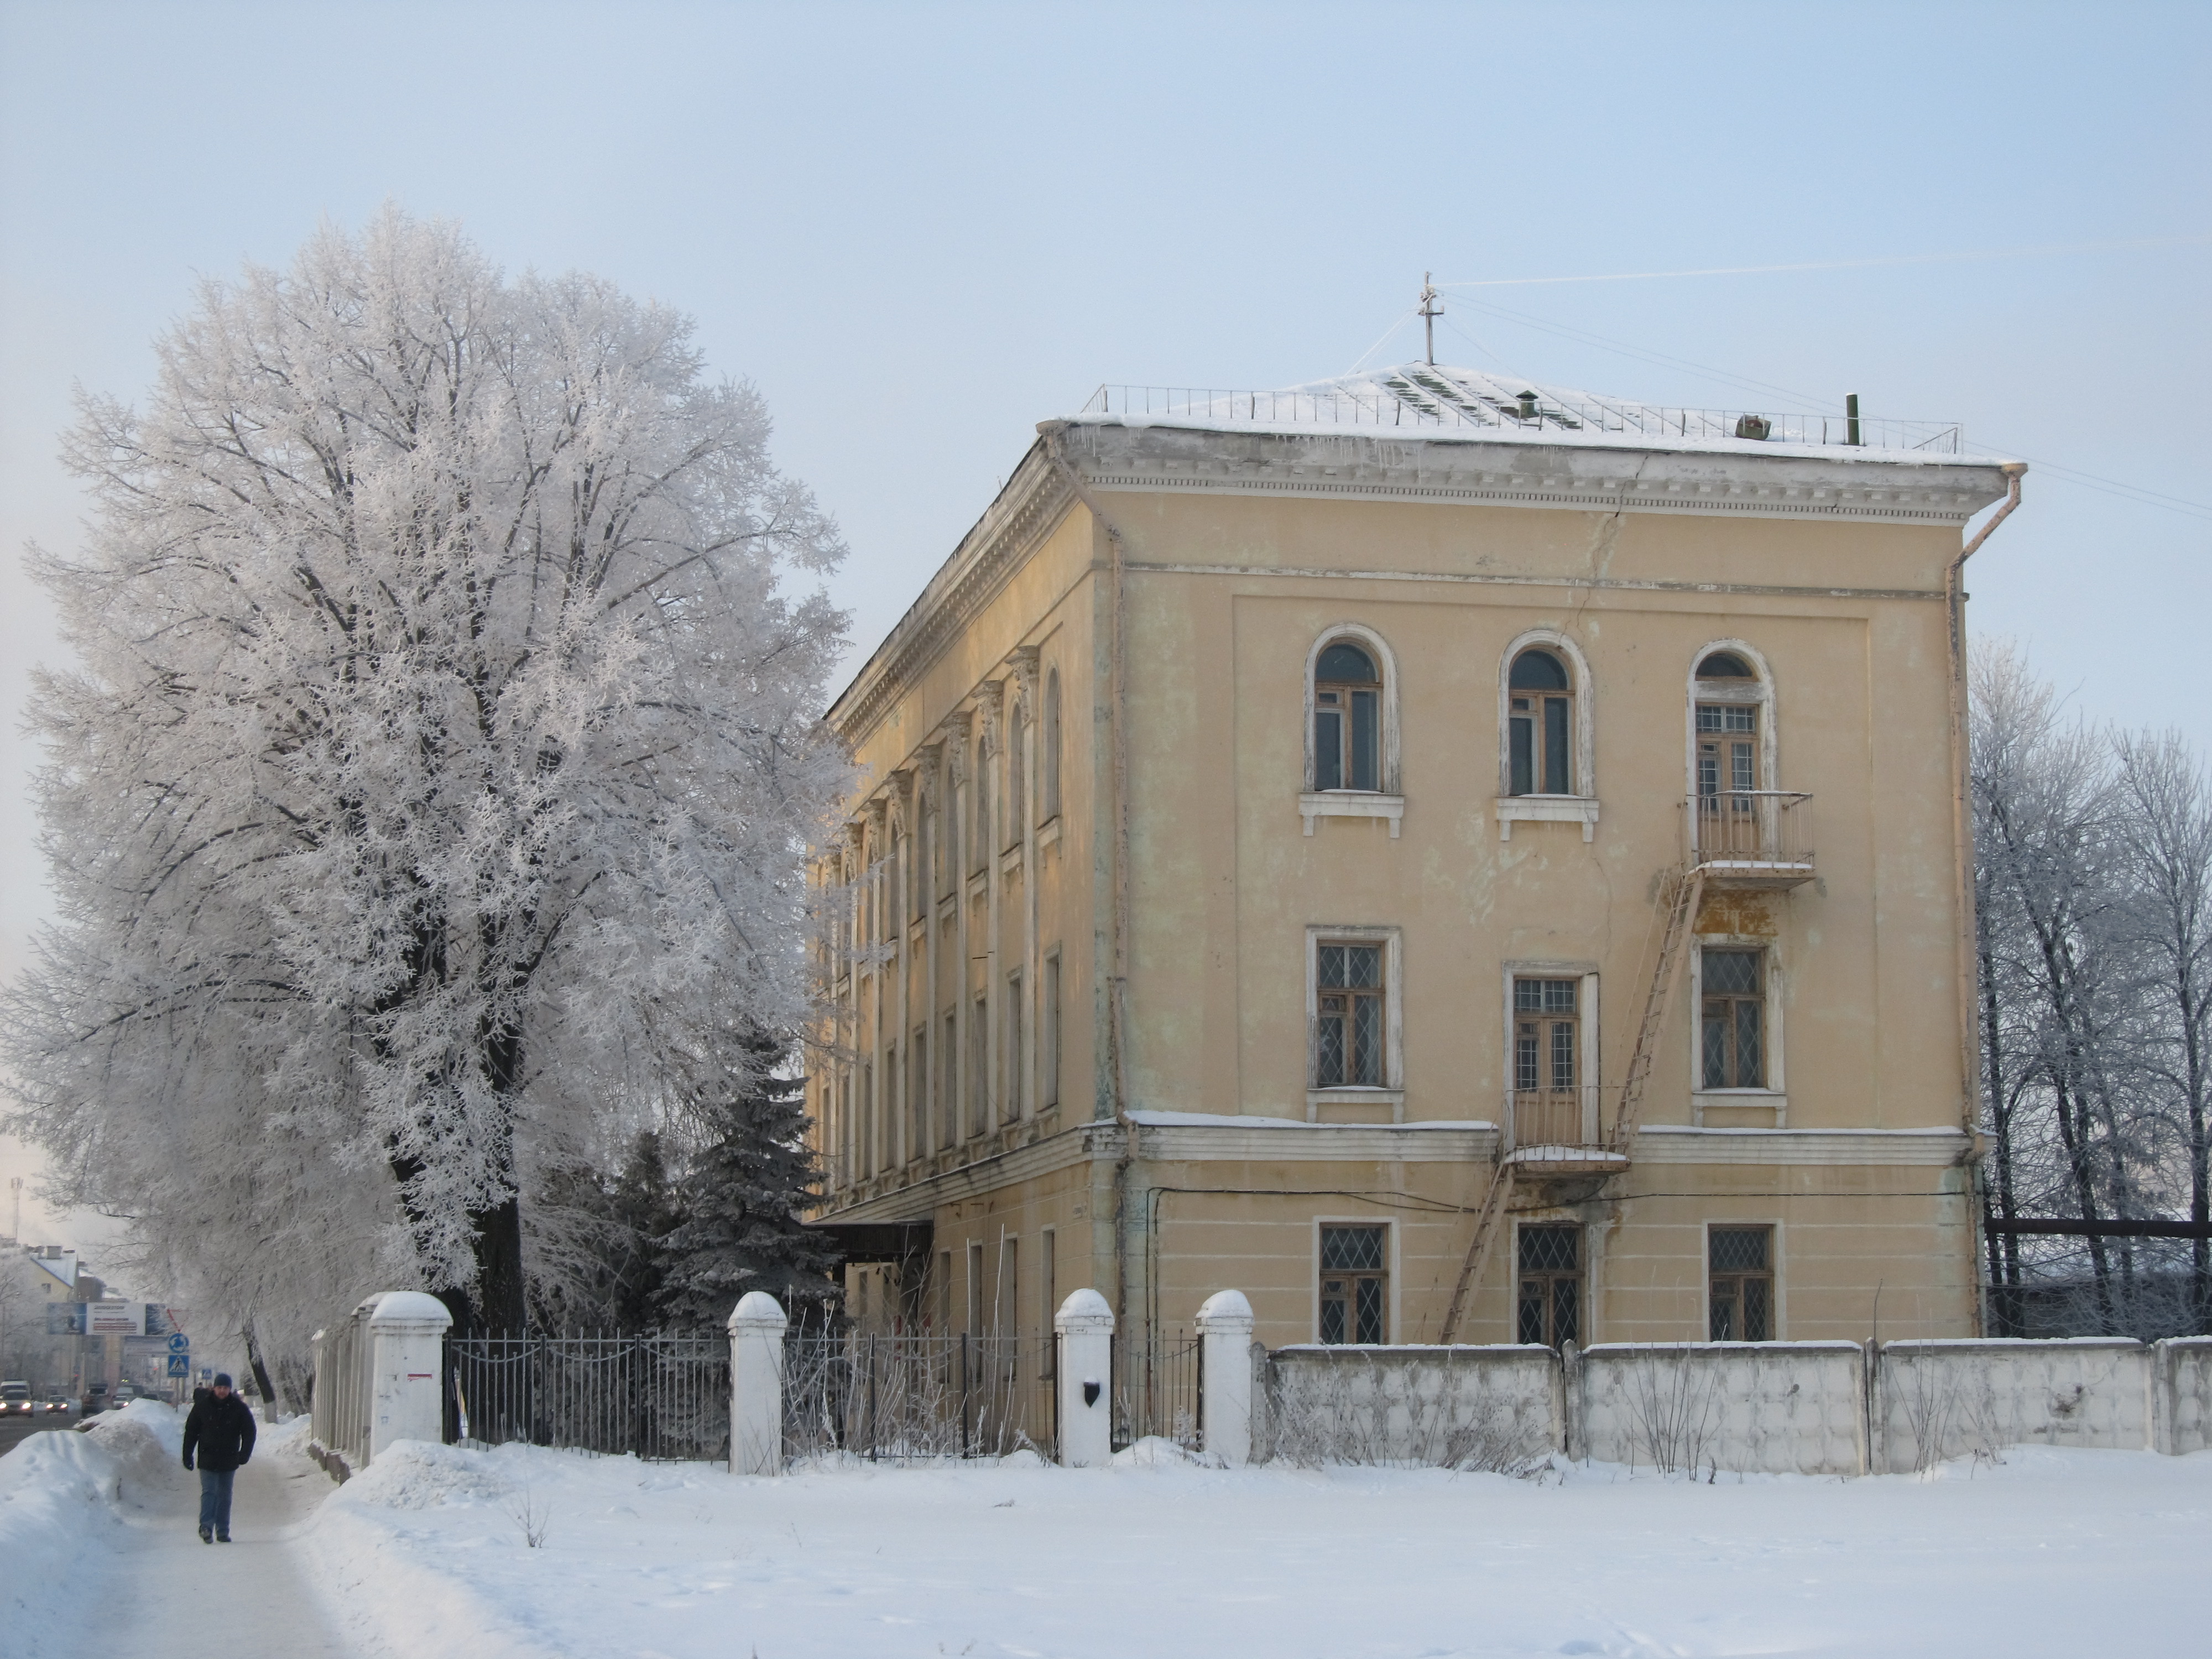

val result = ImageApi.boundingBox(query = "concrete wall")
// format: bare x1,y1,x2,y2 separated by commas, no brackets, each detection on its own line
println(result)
2154,1336,2212,1455
1262,1344,1559,1469
1574,1340,1867,1475
1252,1335,2211,1476
1873,1337,2152,1471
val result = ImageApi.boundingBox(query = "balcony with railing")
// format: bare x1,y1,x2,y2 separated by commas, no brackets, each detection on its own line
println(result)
1687,791,1815,888
1503,1087,1627,1174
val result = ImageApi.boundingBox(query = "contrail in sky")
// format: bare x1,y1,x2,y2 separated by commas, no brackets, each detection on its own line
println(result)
1435,233,2209,290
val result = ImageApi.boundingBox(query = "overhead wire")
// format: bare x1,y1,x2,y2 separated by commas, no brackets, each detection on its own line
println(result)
1342,304,1420,376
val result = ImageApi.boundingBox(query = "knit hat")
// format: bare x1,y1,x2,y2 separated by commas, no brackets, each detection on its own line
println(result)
212,1373,233,1388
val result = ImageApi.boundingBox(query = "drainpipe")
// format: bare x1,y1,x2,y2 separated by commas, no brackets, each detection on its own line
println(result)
1948,461,2025,1335
1037,420,1139,1333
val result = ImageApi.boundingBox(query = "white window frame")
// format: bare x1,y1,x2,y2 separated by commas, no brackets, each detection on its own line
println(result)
1495,629,1600,842
1306,925,1405,1120
1312,1216,1397,1345
1689,935,1787,1122
1499,962,1601,1149
1510,1217,1588,1349
1684,638,1779,811
1704,1217,1786,1341
1300,623,1405,837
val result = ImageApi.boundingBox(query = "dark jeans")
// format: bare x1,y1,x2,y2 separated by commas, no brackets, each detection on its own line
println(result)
197,1467,236,1536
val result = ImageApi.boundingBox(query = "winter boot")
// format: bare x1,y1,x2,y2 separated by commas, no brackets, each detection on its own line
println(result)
199,1525,212,1543
216,1530,231,1542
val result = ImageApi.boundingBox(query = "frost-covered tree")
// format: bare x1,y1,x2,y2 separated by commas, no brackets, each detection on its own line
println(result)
3,208,848,1343
1973,641,2212,1337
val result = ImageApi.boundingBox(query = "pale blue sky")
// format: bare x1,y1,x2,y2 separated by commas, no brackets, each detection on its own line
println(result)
2,1,2206,1249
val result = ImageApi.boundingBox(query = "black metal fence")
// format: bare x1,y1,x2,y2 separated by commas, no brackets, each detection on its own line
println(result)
448,1333,729,1462
1113,1329,1202,1452
438,1324,1206,1467
781,1332,1048,1461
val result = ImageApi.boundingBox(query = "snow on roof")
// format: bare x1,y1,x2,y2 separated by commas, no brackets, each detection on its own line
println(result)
1074,363,1979,461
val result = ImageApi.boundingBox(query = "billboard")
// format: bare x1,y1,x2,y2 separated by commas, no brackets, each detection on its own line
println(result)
84,1301,145,1335
46,1302,86,1335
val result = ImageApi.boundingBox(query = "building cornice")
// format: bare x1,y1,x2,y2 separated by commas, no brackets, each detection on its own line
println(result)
1632,1126,1974,1166
1132,1115,1502,1164
827,441,1075,748
1064,421,2012,526
812,1120,1125,1225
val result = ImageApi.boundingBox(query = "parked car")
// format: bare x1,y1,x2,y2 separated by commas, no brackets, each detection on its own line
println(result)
1,1381,32,1416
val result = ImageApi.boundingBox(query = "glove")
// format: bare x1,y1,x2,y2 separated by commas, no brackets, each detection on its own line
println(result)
182,1456,194,1470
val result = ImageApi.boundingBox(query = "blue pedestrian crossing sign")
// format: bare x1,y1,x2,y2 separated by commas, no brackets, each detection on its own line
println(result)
167,1333,190,1353
166,1355,190,1377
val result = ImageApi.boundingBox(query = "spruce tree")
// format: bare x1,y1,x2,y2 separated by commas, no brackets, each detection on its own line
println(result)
655,1029,841,1328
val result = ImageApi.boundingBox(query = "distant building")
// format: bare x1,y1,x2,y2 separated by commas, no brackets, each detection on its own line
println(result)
807,366,2020,1384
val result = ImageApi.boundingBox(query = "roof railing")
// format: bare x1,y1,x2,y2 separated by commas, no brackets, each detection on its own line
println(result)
1079,383,1964,455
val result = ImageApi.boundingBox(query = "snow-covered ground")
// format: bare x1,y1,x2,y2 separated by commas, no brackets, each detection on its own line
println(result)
1,1402,351,1659
8,1410,2209,1657
305,1437,2212,1659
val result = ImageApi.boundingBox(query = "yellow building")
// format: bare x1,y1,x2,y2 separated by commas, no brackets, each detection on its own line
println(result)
808,366,2021,1378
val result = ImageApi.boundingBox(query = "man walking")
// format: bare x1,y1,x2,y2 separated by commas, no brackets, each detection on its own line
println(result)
181,1373,256,1543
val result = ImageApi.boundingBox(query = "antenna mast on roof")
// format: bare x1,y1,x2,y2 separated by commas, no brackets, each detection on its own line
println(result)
1417,273,1441,366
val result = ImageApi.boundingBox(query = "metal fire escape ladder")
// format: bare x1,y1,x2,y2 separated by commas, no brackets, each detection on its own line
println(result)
1610,864,1706,1152
1438,1162,1516,1344
1436,864,1703,1344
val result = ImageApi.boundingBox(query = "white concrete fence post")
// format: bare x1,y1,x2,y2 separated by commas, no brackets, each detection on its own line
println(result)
1055,1288,1115,1468
365,1291,452,1463
1196,1290,1255,1468
729,1291,787,1477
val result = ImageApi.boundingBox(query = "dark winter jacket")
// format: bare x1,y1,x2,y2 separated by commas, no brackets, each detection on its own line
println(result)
182,1392,257,1472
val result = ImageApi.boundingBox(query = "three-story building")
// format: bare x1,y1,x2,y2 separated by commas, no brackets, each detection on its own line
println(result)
809,366,2021,1392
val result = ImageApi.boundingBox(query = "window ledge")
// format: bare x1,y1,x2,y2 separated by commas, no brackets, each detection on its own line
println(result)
1038,816,1062,850
1306,1087,1405,1123
1494,795,1601,842
1300,792,1405,838
1693,1089,1787,1128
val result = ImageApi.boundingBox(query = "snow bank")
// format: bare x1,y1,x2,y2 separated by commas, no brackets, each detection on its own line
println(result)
290,1431,2212,1659
0,1407,186,1658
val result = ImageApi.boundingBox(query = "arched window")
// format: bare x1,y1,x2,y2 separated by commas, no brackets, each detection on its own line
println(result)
1313,639,1382,792
1041,667,1062,823
1494,632,1596,839
1692,648,1767,804
1507,648,1574,796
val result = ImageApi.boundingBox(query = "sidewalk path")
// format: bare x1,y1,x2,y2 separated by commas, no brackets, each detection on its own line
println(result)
65,1426,353,1659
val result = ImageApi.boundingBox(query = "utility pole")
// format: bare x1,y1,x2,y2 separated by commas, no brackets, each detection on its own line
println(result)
1418,273,1442,367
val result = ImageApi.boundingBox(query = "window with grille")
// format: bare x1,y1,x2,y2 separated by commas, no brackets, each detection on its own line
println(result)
1006,704,1027,854
1005,969,1024,1123
1514,978,1578,1092
1042,669,1062,823
1319,1225,1387,1344
969,995,987,1136
910,1029,928,1164
1507,648,1574,796
1516,1225,1580,1348
1700,948,1765,1089
1042,952,1062,1109
1314,942,1386,1088
1709,1226,1774,1340
1313,640,1382,792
